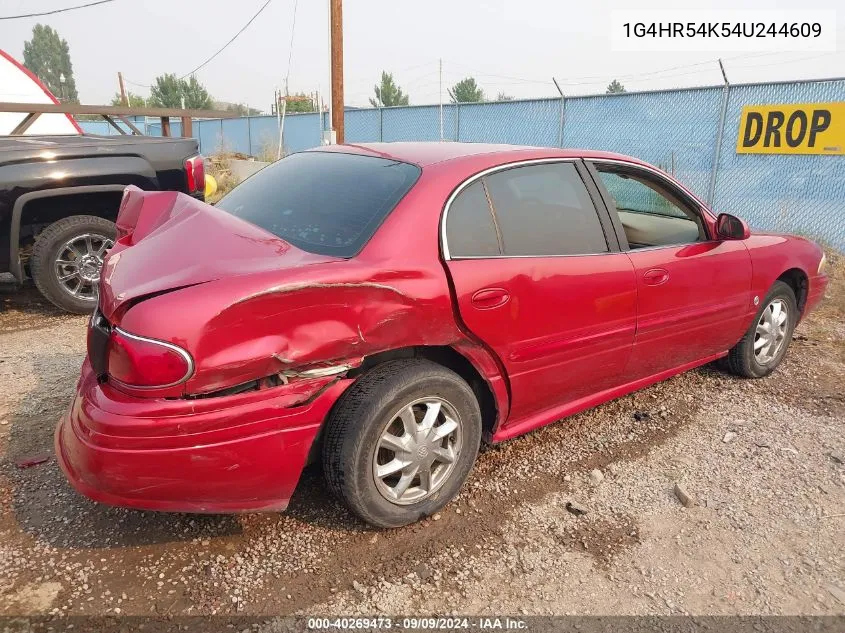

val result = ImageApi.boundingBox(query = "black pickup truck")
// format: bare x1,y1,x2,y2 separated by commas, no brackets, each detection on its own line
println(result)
0,134,204,313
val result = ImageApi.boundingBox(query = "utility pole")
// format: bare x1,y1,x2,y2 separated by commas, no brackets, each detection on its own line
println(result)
118,72,128,107
439,58,443,141
329,0,344,143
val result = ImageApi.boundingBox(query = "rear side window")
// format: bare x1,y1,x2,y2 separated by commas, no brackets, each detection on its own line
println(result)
484,162,608,257
445,181,501,257
216,152,420,257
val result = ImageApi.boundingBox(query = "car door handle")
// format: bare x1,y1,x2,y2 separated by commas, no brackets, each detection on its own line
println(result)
643,268,670,286
471,288,510,309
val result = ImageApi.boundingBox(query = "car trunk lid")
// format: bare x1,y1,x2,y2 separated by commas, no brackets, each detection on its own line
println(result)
98,187,338,321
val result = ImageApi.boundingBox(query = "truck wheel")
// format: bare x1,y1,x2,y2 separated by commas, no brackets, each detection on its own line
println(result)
725,281,798,378
29,215,116,314
323,359,482,528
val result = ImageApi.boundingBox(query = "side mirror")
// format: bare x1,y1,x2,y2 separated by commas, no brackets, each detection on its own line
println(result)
716,213,750,240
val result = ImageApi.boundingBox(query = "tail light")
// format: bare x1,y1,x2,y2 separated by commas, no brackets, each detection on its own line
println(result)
184,155,205,195
107,328,194,389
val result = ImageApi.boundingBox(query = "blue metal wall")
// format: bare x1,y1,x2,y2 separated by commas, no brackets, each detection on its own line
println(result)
76,79,845,247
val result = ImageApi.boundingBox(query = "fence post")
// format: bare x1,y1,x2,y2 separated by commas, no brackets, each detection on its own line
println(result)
247,116,253,156
456,103,461,141
558,96,566,148
707,82,731,206
379,107,383,142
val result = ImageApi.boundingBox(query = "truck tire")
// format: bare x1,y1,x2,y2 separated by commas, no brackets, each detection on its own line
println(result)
323,359,482,528
29,215,116,314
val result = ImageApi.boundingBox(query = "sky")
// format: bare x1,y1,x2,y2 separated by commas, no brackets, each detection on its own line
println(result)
0,0,843,112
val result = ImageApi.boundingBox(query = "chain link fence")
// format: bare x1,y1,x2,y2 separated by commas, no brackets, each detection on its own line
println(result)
77,79,845,247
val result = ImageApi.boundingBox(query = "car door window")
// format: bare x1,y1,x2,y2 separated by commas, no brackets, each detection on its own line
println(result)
594,168,705,249
483,162,608,256
445,181,502,257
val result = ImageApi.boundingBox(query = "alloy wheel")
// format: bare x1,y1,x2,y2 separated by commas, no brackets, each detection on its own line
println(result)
372,397,463,505
754,298,789,365
54,233,114,301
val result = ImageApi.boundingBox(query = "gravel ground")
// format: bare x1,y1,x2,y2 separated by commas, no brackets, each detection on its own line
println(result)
0,265,843,619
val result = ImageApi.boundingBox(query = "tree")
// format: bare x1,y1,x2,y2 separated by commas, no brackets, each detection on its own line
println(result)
149,74,213,109
282,93,315,113
149,74,182,108
606,79,626,94
449,77,484,103
23,24,79,102
370,72,409,107
224,103,263,116
111,92,146,107
496,92,514,101
181,76,213,109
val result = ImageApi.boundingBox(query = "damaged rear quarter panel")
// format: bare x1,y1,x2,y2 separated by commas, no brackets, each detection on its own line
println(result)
118,262,462,396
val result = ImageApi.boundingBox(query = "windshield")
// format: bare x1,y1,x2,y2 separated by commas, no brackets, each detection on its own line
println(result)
215,151,421,257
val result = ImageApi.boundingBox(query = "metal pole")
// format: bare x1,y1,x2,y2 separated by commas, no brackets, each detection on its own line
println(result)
330,0,344,143
439,58,444,141
379,107,383,142
552,77,564,148
707,60,731,205
456,102,461,141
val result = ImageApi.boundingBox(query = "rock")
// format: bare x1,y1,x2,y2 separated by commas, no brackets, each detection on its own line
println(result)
415,564,433,582
589,469,604,485
830,451,844,465
674,483,695,508
352,580,366,594
633,411,650,422
565,500,589,516
15,453,50,469
432,513,441,521
722,431,737,443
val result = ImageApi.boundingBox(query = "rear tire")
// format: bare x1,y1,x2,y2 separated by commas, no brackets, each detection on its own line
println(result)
322,359,482,528
29,215,116,314
725,280,797,378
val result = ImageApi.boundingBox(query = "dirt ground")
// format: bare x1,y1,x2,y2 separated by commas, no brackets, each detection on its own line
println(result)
0,262,843,620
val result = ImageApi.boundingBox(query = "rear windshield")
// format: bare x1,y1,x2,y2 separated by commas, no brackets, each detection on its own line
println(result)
215,151,421,257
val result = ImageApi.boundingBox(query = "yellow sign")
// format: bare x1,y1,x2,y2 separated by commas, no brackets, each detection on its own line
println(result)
736,102,845,155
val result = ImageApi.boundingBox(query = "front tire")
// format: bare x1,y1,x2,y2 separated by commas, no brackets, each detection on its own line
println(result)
29,215,116,314
322,359,482,528
725,280,797,378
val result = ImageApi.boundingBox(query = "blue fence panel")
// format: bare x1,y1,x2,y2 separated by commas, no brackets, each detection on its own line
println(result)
284,112,322,153
713,79,845,248
458,99,560,146
246,116,276,156
196,119,222,154
346,108,380,143
217,118,248,154
382,105,448,142
564,87,724,200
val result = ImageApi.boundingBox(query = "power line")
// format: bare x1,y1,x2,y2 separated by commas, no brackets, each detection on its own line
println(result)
179,0,273,79
123,78,151,89
283,0,298,91
0,0,117,20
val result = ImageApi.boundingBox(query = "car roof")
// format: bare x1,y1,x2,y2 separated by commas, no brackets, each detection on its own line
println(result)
311,141,646,168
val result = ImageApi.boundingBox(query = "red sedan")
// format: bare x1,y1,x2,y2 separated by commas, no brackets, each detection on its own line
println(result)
56,143,828,527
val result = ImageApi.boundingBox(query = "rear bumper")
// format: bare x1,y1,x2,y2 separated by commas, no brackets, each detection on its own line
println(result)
56,361,351,513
